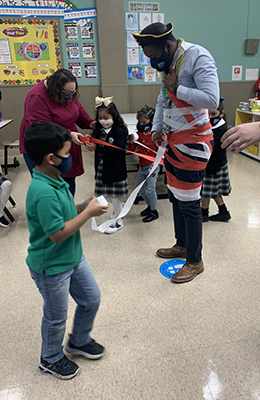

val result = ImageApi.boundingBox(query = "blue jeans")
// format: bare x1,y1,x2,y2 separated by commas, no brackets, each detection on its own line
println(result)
136,164,159,211
29,255,101,363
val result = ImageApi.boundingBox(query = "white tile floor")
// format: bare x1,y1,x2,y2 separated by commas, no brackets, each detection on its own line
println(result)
1,147,260,400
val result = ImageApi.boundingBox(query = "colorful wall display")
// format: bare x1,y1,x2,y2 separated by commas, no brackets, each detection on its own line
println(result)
125,4,163,84
63,8,100,85
0,18,61,85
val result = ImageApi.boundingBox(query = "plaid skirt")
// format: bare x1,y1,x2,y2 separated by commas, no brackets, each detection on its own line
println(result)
94,155,128,198
201,163,231,198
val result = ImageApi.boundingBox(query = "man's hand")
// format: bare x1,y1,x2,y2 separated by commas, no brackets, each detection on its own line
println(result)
152,131,164,148
163,67,178,94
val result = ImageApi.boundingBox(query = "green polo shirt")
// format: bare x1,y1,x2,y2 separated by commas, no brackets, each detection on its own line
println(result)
26,170,82,275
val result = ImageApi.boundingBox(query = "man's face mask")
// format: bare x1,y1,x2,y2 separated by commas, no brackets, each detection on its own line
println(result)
150,44,172,73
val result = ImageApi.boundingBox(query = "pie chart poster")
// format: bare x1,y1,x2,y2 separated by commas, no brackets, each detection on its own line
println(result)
0,18,61,86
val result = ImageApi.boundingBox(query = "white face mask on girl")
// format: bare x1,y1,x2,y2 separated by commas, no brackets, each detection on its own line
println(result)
99,119,114,129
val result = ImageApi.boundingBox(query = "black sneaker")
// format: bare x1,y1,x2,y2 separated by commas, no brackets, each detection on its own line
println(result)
209,211,231,222
202,215,209,223
142,210,159,222
140,206,151,217
39,355,79,380
0,215,10,228
65,338,105,360
134,195,143,205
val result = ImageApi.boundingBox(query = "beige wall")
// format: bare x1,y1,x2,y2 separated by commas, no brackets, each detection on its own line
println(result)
96,0,129,112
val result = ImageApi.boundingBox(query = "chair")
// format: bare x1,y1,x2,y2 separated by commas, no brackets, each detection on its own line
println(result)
1,140,20,175
3,196,16,223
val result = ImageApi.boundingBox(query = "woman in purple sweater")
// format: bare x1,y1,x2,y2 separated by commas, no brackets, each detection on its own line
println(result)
20,68,95,196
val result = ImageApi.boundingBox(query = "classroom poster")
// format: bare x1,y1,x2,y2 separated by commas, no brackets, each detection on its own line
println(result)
64,22,78,40
81,20,94,39
84,62,97,78
127,31,138,47
232,65,242,81
127,48,139,65
144,66,156,82
125,12,138,30
140,48,150,64
82,43,95,59
128,66,143,79
152,13,164,23
66,42,80,59
139,13,151,30
68,62,81,78
0,18,61,86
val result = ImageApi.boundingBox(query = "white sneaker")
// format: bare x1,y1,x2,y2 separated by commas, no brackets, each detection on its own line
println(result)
105,220,124,234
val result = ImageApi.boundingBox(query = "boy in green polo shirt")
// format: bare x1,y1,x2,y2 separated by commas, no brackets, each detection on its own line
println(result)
24,121,109,380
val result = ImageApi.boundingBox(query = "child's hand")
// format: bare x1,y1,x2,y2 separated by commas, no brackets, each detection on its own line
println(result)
128,134,134,144
85,141,97,152
84,197,109,217
76,197,93,214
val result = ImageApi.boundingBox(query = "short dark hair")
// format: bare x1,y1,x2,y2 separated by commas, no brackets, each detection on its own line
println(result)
24,121,71,165
46,68,78,104
137,105,155,122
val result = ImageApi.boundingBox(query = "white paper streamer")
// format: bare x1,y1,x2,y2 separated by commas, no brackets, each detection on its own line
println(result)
92,144,166,233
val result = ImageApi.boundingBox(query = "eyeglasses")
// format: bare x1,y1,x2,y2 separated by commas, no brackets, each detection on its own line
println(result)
63,89,77,95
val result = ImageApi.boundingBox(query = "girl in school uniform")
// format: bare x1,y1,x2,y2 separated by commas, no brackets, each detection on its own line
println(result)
201,98,231,222
85,96,128,234
128,105,159,222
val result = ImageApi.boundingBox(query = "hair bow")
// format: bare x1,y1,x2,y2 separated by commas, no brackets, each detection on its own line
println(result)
95,96,113,108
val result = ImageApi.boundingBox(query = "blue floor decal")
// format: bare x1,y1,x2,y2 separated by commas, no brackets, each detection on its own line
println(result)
159,259,185,279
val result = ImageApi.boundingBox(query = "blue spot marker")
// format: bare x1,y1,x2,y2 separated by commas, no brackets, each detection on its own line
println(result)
160,259,185,279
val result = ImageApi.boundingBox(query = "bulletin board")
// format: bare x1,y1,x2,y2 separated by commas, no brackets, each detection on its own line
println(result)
124,2,164,85
63,8,100,85
0,18,61,86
